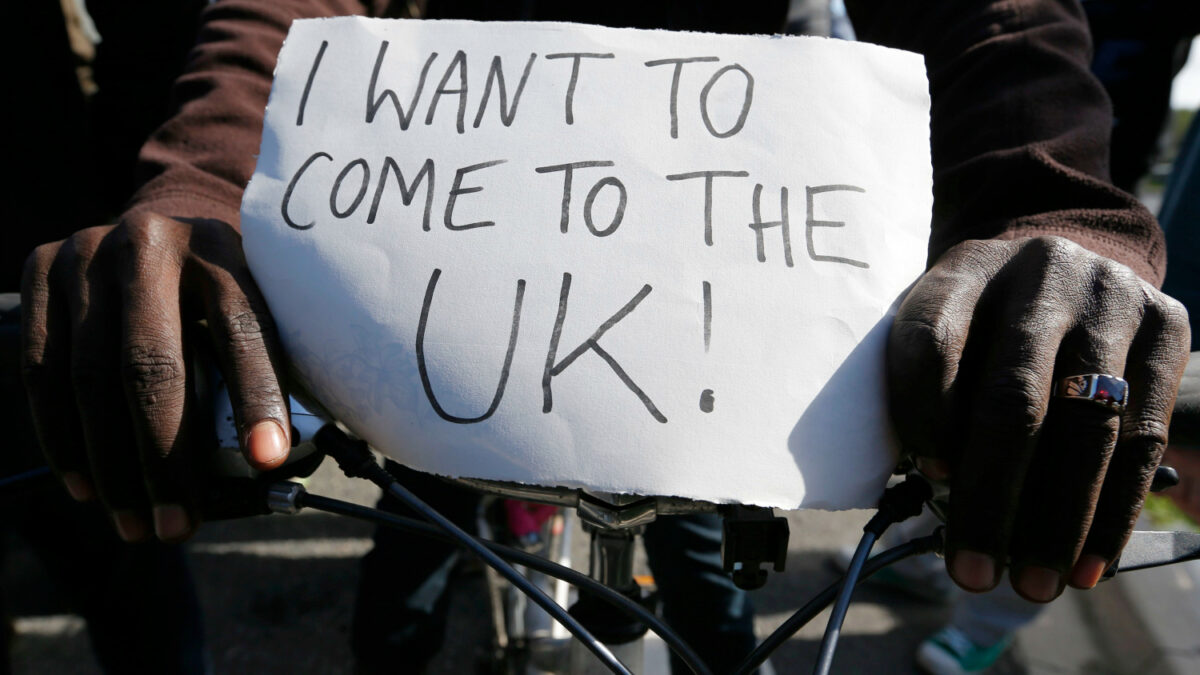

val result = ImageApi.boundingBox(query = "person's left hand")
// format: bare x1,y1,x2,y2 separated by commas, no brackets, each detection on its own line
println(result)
888,236,1190,602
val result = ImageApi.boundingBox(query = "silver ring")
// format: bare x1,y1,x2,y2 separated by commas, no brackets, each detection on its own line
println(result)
1054,374,1129,411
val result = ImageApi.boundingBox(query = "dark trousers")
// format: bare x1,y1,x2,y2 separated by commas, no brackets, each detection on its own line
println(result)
0,294,205,675
351,461,756,674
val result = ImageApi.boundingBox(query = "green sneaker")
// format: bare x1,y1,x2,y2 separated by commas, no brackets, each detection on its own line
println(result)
915,626,1011,674
830,546,957,604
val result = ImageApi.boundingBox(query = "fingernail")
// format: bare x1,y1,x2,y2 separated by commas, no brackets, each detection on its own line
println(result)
1069,555,1109,589
1016,565,1063,602
246,420,289,468
113,510,148,542
915,457,951,481
949,550,997,591
153,504,192,541
62,472,93,502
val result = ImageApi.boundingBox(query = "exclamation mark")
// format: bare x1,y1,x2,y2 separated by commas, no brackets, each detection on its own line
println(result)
700,281,714,413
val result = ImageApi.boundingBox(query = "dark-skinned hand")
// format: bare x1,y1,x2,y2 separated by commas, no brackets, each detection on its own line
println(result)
889,236,1190,603
20,212,290,542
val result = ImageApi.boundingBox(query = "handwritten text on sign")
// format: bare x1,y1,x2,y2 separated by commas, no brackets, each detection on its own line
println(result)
241,19,932,509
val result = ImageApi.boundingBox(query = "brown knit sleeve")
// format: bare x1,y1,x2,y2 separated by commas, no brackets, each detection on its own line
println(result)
845,0,1165,285
124,0,389,229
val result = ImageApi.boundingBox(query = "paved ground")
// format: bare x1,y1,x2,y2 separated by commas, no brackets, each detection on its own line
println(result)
0,458,1173,674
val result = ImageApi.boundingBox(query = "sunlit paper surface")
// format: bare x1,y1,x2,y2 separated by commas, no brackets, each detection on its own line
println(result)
241,18,932,509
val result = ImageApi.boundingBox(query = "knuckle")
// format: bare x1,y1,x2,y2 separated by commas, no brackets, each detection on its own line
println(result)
1089,260,1141,307
224,305,277,344
976,370,1046,433
22,243,59,284
1148,292,1191,337
892,315,958,355
888,316,961,391
1019,235,1081,269
121,339,185,405
224,316,277,370
937,239,1013,277
115,213,185,266
1120,419,1170,450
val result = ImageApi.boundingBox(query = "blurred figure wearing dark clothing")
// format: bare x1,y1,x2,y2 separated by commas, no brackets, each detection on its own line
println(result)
1084,0,1200,192
5,0,205,289
4,2,208,673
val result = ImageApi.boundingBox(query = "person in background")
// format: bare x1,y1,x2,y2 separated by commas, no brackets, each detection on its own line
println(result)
2,2,209,673
849,4,1200,673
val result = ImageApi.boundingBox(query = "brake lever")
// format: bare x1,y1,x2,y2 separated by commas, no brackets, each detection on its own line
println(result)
1106,530,1200,574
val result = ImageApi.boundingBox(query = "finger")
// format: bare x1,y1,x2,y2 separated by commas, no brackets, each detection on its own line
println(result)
65,233,149,540
189,224,290,470
118,219,198,541
1007,264,1143,600
888,241,1008,472
20,241,91,501
1007,338,1135,602
1076,295,1190,587
945,264,1073,592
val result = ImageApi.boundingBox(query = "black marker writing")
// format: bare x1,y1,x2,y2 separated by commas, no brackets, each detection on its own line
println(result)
282,151,333,230
366,43,437,129
644,56,719,139
665,170,749,246
297,40,328,126
702,280,712,352
700,281,713,412
542,273,666,423
535,161,623,235
368,157,435,230
330,158,370,218
699,64,753,138
445,159,507,230
748,184,794,267
416,269,525,423
583,177,627,237
283,154,510,231
473,53,538,128
426,50,469,134
806,185,869,268
545,52,615,124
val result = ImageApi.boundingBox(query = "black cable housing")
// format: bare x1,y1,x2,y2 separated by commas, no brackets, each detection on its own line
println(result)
0,466,51,495
732,533,943,675
809,473,935,673
315,426,634,675
812,529,877,675
298,491,713,675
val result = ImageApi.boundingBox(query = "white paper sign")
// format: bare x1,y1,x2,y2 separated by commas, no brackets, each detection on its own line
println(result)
241,17,932,509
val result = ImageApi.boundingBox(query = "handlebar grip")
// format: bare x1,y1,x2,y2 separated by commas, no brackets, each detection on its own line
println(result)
1151,464,1179,493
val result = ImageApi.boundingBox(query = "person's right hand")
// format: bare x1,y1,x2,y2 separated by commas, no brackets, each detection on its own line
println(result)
21,211,291,542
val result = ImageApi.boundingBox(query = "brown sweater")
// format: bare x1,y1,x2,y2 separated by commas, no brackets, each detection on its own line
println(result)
127,0,1165,284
